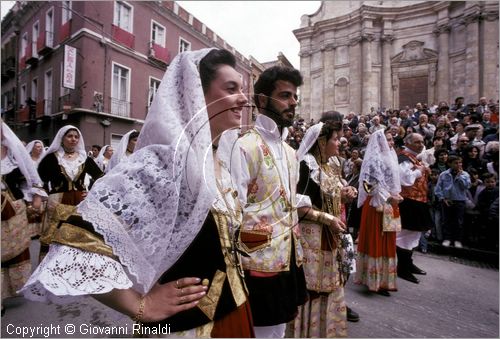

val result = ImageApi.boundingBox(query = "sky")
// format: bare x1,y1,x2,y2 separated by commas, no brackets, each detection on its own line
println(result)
0,1,321,68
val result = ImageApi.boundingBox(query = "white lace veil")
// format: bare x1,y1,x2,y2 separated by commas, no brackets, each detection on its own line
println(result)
1,122,45,193
357,129,401,208
40,125,86,163
107,130,137,172
77,48,217,294
25,140,46,165
297,122,324,162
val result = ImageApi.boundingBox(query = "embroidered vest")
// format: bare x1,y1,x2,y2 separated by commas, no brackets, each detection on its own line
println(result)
398,151,428,203
237,129,303,272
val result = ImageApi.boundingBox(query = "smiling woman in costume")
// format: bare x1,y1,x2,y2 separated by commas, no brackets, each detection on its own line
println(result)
21,49,254,337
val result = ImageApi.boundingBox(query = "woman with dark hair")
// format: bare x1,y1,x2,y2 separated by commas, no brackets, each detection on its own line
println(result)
290,121,354,337
462,145,486,174
22,49,254,337
35,126,103,244
430,148,449,174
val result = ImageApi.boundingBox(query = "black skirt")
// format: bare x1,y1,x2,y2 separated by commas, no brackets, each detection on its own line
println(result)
244,243,308,326
399,199,433,232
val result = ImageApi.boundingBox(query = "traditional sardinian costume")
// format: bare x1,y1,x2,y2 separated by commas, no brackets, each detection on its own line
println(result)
1,122,47,300
396,148,432,278
288,122,350,337
354,129,401,292
21,49,253,337
231,114,311,337
25,140,46,236
36,125,103,245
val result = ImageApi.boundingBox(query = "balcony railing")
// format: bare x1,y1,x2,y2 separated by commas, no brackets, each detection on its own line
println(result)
110,97,131,117
58,93,73,112
37,30,54,55
148,41,170,64
4,56,16,77
18,106,29,122
59,20,71,43
25,43,39,65
111,24,135,49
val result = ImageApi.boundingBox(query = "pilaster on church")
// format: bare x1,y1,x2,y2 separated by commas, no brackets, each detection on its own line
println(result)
293,1,499,117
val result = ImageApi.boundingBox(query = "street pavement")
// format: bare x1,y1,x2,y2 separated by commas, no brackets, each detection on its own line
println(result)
1,251,498,338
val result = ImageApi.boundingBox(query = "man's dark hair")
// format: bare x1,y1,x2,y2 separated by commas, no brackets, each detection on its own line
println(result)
320,110,343,123
253,66,303,108
434,148,449,159
319,110,343,131
129,131,140,140
447,155,461,164
199,49,236,94
482,172,497,181
92,144,102,151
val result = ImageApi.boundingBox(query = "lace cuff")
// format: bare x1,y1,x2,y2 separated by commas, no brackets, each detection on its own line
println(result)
20,244,133,303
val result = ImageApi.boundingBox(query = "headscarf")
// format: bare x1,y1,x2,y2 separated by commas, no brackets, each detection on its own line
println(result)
1,121,46,199
25,140,46,166
357,129,401,208
77,48,217,293
297,122,324,163
40,125,86,167
107,130,137,172
95,144,111,172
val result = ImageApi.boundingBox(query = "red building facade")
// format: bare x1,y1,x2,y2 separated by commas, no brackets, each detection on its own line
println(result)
2,1,253,149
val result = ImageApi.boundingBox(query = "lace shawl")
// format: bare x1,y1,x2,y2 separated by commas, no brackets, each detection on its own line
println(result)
357,129,401,208
77,48,217,294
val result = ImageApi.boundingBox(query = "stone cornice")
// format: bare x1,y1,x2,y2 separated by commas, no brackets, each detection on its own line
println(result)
461,13,481,25
381,34,395,44
299,50,312,58
349,36,362,46
433,23,451,35
482,10,499,22
361,33,375,42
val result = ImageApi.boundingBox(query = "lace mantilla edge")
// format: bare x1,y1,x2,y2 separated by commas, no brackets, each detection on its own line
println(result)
21,244,132,303
78,193,157,294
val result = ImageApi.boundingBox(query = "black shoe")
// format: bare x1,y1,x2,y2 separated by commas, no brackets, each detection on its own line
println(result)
398,271,420,284
376,289,391,297
346,306,360,322
411,263,427,275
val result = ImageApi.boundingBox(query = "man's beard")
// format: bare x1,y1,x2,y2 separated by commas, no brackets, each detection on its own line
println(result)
263,101,294,128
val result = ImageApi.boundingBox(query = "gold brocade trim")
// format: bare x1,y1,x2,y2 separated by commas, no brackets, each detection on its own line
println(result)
40,202,76,245
195,322,214,338
213,211,247,305
52,222,116,259
197,270,226,320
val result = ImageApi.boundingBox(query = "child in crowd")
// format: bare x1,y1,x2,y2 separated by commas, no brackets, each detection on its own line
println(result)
435,155,471,248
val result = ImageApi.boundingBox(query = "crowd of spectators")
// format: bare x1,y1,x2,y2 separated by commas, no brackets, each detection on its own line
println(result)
286,97,499,253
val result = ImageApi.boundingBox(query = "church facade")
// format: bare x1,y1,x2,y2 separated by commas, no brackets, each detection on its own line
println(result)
293,1,499,120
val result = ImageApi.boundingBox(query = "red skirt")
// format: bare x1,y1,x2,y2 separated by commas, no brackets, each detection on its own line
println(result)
357,199,397,258
354,197,398,292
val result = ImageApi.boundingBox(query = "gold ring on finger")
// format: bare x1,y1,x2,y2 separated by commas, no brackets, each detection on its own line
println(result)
180,288,184,296
176,280,180,289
